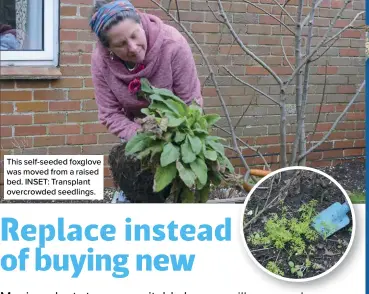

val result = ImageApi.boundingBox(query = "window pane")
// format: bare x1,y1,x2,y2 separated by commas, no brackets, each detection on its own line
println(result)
0,0,44,51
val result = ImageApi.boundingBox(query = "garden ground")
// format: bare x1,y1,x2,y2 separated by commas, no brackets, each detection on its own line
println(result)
243,168,354,279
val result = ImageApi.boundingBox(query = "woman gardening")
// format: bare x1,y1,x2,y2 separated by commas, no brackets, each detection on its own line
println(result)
89,0,203,203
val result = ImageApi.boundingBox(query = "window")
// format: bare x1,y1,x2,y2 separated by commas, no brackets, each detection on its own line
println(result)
0,0,59,67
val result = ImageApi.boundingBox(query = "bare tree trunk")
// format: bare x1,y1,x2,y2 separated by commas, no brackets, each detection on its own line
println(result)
290,0,304,166
298,0,318,166
280,92,287,168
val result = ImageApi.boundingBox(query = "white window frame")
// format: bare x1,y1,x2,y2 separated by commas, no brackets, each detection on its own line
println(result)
0,0,60,67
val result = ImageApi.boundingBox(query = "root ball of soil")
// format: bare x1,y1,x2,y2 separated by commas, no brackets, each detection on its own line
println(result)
108,143,170,203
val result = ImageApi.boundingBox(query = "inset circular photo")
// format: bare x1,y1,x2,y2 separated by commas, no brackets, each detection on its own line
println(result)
241,166,355,282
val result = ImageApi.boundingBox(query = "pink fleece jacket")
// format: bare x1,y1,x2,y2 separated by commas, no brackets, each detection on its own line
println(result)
91,12,203,141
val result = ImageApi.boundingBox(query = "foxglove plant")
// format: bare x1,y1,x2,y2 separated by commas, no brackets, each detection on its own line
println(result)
125,78,235,203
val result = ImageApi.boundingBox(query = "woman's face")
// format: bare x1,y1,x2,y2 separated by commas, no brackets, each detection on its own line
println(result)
107,18,147,63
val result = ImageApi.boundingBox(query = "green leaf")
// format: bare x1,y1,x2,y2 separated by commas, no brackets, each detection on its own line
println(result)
137,141,164,160
189,103,203,115
288,261,294,267
174,131,186,143
187,115,196,128
141,108,151,116
193,122,202,129
220,155,234,173
197,117,208,130
206,138,225,155
204,149,217,161
194,128,208,135
149,93,166,102
149,141,165,160
297,270,303,277
190,157,208,186
140,78,155,94
149,101,174,114
153,163,177,192
165,99,186,116
160,142,180,167
195,178,206,190
154,88,186,105
187,108,202,127
163,132,172,142
181,137,196,164
167,113,185,127
176,161,196,189
207,135,226,142
149,92,186,116
204,114,221,126
136,148,152,160
188,135,202,155
125,133,153,155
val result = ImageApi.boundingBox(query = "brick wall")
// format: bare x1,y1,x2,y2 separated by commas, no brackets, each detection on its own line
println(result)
0,0,366,191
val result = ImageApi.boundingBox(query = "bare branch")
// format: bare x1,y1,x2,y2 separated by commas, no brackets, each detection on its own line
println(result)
234,93,256,129
222,66,282,106
283,0,291,8
298,81,365,161
284,0,351,89
322,11,365,45
310,37,339,63
278,9,294,71
216,0,283,86
174,0,181,22
225,29,241,57
245,174,298,227
263,175,275,209
215,27,225,53
166,0,172,12
272,0,295,24
312,60,328,137
150,0,250,172
206,0,225,23
214,124,271,170
243,0,295,35
301,0,325,28
201,74,212,98
281,36,294,70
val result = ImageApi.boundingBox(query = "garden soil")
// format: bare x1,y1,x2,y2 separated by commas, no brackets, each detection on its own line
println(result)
243,168,354,279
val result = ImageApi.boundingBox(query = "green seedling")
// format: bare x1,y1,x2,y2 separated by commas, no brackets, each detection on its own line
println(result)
266,261,284,276
288,261,304,278
248,200,319,258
